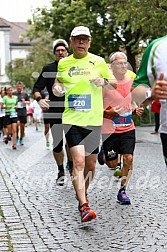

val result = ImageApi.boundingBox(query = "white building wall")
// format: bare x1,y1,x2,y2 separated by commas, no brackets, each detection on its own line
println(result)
11,48,30,60
0,29,10,83
0,21,31,86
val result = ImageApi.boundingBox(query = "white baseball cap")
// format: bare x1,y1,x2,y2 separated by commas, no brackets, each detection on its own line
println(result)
53,39,68,53
70,26,91,37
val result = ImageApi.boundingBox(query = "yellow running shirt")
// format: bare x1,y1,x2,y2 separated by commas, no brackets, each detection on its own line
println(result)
57,53,113,126
126,69,136,80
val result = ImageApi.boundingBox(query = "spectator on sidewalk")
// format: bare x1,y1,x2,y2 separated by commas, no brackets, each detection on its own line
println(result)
151,100,161,134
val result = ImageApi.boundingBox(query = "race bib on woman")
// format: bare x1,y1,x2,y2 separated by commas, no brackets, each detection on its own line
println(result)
112,112,132,126
9,111,18,118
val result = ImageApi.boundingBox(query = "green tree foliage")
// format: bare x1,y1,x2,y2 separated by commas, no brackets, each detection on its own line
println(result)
6,33,54,91
27,0,121,59
27,0,167,68
6,59,32,88
6,0,167,89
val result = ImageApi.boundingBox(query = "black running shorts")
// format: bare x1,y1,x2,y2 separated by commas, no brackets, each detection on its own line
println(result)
5,115,18,125
102,129,136,161
64,124,101,154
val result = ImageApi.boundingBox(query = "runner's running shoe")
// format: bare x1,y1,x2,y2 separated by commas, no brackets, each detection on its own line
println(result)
117,190,131,205
56,171,65,186
78,193,89,210
97,146,104,165
12,144,17,150
79,203,96,222
4,137,9,144
20,138,24,145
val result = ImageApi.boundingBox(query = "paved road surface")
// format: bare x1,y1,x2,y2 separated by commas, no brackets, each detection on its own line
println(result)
0,124,166,252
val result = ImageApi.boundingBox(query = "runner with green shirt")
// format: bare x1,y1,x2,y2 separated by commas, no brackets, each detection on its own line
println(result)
1,86,18,149
53,26,117,222
132,35,167,167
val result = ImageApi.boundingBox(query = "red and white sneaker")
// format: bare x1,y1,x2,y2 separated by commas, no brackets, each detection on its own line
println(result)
12,144,17,150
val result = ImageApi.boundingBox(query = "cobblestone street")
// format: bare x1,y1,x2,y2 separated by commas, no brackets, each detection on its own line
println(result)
0,124,166,252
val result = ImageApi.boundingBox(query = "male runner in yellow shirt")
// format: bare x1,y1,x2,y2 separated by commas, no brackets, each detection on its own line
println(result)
53,26,117,222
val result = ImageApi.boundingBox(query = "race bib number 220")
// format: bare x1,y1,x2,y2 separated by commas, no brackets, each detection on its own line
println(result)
68,94,91,111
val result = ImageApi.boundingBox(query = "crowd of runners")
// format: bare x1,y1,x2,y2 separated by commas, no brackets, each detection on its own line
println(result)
0,25,167,223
